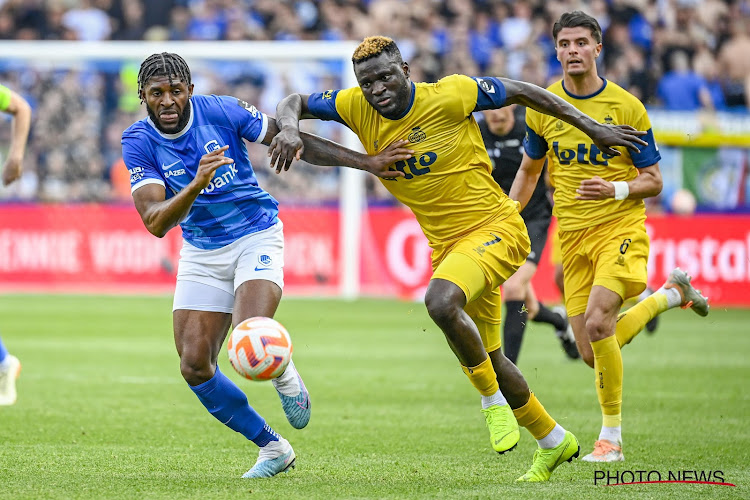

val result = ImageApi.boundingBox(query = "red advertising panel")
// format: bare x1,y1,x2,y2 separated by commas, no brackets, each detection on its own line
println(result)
0,204,181,293
278,206,340,295
1,205,749,306
360,208,750,307
645,215,750,307
0,204,342,295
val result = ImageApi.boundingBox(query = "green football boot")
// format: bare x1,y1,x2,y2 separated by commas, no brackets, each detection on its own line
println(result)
481,404,520,454
516,430,580,482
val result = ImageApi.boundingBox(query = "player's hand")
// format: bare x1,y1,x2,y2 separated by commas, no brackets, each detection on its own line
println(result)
589,124,648,157
1,155,23,186
576,176,615,200
268,128,304,174
366,140,413,179
193,145,233,190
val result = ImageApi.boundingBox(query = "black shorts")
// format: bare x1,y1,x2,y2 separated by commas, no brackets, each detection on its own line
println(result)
524,217,551,265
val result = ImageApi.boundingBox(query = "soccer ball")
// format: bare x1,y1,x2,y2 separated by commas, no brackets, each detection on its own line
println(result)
227,317,293,381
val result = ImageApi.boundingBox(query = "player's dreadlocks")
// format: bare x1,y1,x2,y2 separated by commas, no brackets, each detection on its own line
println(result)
137,52,191,102
352,36,403,65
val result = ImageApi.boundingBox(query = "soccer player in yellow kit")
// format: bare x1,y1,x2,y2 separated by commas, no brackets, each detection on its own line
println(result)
269,36,649,481
510,11,710,462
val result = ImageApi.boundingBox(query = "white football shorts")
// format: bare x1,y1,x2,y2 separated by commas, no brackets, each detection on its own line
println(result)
172,221,284,313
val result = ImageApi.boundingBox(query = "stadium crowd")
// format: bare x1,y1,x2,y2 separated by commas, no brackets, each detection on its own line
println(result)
0,0,748,203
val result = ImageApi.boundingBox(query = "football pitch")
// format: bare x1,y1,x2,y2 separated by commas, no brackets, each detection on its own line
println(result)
0,295,747,500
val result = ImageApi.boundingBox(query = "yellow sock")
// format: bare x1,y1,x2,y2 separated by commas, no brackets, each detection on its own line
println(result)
591,335,623,428
461,357,499,397
615,294,669,347
512,392,557,440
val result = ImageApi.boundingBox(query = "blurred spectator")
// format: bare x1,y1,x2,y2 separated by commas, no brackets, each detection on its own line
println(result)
718,18,750,109
111,0,146,41
61,0,112,41
656,50,712,110
693,44,727,110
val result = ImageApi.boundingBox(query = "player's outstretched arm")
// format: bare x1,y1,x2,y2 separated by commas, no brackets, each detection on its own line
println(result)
499,78,648,157
131,146,234,238
509,153,546,212
1,90,32,187
575,164,662,201
266,100,411,179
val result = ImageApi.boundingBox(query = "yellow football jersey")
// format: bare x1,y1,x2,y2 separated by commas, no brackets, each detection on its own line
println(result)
524,79,660,231
308,74,518,247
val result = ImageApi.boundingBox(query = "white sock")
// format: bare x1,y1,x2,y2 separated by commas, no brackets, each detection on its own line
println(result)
537,423,566,449
481,390,508,409
271,360,301,396
0,357,10,371
637,288,652,301
258,436,292,460
655,286,682,309
599,425,622,444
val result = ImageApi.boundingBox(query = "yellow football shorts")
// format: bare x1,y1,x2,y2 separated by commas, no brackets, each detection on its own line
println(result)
560,210,649,317
431,211,530,352
549,217,563,267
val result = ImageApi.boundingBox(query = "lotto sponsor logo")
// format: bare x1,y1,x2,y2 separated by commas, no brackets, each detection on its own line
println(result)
552,141,614,166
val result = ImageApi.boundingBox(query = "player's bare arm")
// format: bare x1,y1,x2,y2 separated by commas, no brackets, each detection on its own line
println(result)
266,106,411,179
509,153,547,211
499,78,648,157
1,90,32,187
575,163,662,201
268,93,309,166
132,145,233,237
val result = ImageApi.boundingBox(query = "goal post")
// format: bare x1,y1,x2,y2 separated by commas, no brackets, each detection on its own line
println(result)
0,40,365,299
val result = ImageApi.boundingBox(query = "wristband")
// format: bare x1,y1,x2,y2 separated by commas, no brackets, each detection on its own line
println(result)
612,181,629,200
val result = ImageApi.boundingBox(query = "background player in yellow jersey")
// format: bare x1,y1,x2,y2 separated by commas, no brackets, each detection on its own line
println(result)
0,83,32,405
510,11,709,462
478,105,579,363
270,36,648,482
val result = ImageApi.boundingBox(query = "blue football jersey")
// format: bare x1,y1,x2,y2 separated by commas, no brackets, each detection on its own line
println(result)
121,94,278,250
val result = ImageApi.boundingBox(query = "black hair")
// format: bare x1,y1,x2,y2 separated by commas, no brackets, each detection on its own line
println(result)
137,52,191,102
553,11,603,44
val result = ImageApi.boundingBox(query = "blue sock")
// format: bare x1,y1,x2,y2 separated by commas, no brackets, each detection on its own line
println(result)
189,366,279,447
0,335,8,364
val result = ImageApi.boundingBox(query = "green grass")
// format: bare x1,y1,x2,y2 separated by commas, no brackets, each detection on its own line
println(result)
0,295,747,499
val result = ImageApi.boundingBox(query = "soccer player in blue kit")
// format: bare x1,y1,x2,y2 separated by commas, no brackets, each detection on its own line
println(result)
121,53,410,478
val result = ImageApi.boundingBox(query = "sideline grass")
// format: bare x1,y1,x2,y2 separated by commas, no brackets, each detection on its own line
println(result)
0,295,747,499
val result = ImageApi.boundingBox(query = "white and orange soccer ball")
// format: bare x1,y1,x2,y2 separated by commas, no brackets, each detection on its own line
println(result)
227,317,293,381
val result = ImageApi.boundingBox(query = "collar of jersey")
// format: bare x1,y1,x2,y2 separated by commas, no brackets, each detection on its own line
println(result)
146,98,194,139
561,78,608,100
388,82,416,121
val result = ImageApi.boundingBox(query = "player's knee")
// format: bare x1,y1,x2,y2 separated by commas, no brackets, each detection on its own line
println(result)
179,351,215,386
425,290,461,328
584,314,612,342
502,280,525,301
